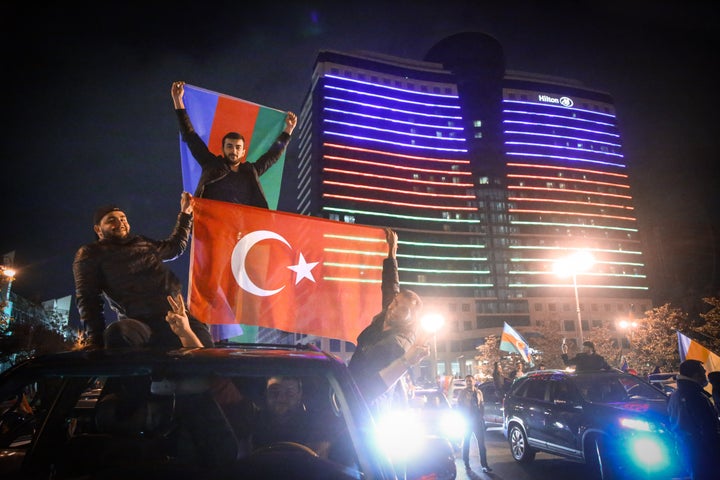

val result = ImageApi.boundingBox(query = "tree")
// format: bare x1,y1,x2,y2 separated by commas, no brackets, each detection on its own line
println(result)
521,319,567,370
629,303,691,374
696,297,720,354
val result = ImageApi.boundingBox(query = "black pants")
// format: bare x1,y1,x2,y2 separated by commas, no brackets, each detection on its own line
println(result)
104,316,214,348
462,416,488,468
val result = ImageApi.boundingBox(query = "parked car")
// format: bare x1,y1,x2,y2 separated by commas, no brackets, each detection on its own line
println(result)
0,344,452,480
476,381,504,429
503,369,688,480
647,372,678,396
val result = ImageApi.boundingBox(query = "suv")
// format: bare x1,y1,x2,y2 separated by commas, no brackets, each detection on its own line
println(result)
503,369,687,480
0,344,450,480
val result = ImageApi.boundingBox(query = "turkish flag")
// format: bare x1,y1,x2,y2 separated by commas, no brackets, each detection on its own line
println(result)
188,198,387,344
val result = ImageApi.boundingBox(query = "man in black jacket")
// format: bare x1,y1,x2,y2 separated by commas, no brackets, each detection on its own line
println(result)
73,192,213,349
561,340,611,371
171,81,297,207
348,228,428,413
668,359,720,480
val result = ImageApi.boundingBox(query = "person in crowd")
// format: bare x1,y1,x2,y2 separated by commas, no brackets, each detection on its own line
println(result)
561,340,611,371
73,192,213,349
668,359,720,480
492,362,505,391
348,228,429,414
457,374,491,473
171,81,297,207
708,371,720,417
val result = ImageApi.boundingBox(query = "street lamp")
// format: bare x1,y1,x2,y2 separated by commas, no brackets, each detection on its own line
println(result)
421,313,445,380
554,251,594,346
1,266,17,320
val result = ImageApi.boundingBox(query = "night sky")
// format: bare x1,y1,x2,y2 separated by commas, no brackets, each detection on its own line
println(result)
3,1,718,314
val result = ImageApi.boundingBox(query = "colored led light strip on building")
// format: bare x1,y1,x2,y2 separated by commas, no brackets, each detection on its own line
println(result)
325,108,465,131
508,209,636,222
503,99,618,119
324,131,468,152
508,186,631,200
325,143,470,165
323,207,481,224
505,152,625,168
504,120,620,137
326,97,463,120
508,197,633,210
324,193,476,211
506,162,628,178
325,119,467,144
325,168,474,187
504,130,622,148
510,220,637,232
324,181,475,199
510,283,649,290
507,173,629,189
505,142,624,158
325,74,460,100
324,85,462,110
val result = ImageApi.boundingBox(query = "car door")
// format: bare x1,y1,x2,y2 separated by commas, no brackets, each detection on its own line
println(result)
517,377,551,448
542,377,585,460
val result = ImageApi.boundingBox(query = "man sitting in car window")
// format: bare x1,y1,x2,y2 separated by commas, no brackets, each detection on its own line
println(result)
251,376,333,458
561,340,611,371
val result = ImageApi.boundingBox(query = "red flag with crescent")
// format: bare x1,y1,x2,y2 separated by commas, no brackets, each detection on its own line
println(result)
188,198,387,344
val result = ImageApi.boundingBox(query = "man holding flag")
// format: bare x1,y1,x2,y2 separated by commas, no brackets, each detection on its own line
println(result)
171,81,297,207
171,81,296,342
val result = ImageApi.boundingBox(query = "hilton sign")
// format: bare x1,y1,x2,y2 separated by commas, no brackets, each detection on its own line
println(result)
538,94,574,107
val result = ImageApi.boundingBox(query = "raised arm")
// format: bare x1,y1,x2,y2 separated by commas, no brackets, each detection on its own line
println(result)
171,81,186,110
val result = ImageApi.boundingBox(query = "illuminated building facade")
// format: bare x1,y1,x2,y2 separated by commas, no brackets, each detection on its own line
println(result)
295,33,651,375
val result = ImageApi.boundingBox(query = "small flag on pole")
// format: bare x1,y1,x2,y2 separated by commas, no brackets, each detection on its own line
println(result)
499,322,532,364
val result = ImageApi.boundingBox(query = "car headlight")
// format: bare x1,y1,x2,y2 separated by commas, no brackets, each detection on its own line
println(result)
439,410,467,441
374,410,426,460
619,417,652,432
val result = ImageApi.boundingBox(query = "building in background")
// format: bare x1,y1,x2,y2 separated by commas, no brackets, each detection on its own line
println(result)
293,32,651,377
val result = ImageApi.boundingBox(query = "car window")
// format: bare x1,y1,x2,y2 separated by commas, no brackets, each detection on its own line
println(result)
574,374,667,403
549,379,579,404
516,378,547,401
1,370,361,478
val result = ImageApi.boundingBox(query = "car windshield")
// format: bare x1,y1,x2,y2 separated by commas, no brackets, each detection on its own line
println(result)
0,360,369,479
573,374,668,403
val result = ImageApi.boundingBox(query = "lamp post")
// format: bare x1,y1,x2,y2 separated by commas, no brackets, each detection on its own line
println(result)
421,313,445,380
1,266,17,321
554,251,594,346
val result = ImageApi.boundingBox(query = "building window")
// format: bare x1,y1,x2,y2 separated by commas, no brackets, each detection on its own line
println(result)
329,339,341,352
464,321,472,331
534,303,542,311
462,304,470,312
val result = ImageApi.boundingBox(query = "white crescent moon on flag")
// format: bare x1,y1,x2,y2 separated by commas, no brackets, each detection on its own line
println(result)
231,230,291,297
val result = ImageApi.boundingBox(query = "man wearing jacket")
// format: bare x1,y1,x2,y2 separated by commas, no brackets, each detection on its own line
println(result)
73,192,213,349
561,340,611,371
171,81,297,207
668,359,720,480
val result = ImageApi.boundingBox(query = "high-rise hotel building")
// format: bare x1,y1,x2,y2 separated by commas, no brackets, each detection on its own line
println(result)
294,32,651,375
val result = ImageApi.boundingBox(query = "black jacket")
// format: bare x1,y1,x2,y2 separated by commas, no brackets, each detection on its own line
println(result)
348,257,414,409
73,213,192,347
175,108,290,208
561,352,610,371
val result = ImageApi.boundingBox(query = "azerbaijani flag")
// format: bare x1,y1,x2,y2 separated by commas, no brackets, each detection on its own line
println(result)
178,84,288,341
677,331,720,392
178,84,287,210
188,198,387,344
499,322,532,364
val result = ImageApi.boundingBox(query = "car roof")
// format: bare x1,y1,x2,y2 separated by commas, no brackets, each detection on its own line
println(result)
0,344,349,383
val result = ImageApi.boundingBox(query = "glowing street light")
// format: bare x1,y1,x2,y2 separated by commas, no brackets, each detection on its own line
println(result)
421,313,445,379
554,251,594,346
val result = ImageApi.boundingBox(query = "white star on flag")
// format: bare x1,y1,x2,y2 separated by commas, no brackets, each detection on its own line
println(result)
287,253,319,285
